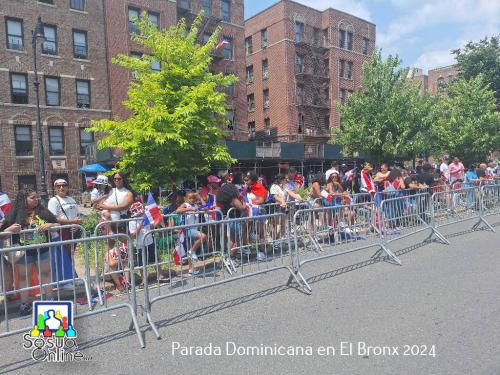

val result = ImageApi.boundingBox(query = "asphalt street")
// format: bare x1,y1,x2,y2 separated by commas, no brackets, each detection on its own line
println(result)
1,215,499,375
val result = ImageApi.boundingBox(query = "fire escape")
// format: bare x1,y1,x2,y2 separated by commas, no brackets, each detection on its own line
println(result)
293,34,330,149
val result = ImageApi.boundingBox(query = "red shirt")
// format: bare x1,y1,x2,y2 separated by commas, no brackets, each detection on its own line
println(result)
250,182,268,200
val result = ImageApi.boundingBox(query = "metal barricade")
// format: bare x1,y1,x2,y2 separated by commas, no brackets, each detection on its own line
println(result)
431,185,494,233
290,200,384,292
139,213,303,339
379,192,449,253
480,183,499,230
0,232,144,347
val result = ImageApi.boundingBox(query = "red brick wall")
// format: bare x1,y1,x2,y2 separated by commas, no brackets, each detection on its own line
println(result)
0,0,111,196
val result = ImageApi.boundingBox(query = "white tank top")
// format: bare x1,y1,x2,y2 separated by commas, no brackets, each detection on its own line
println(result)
184,202,198,226
106,187,130,220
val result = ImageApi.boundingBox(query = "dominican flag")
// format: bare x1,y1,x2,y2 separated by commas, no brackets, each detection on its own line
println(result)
215,39,229,50
242,194,261,217
142,192,164,227
0,192,12,220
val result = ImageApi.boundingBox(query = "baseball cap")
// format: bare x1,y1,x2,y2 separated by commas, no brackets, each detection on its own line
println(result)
93,175,109,185
53,179,68,187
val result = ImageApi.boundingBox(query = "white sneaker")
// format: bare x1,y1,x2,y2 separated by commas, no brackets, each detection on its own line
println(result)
256,252,266,261
188,269,201,276
187,251,199,262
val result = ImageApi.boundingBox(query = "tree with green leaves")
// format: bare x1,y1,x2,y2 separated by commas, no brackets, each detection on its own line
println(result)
453,35,500,108
89,14,236,191
334,52,434,163
430,74,500,165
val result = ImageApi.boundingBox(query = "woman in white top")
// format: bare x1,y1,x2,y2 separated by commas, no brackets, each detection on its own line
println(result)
270,175,302,238
48,179,82,227
96,172,134,222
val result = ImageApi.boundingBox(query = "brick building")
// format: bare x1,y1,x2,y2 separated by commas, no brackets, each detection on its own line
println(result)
103,0,247,140
244,0,375,160
0,0,111,197
427,64,458,94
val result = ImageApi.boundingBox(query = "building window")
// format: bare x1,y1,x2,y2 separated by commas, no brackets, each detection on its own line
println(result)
148,12,159,29
128,7,140,34
297,85,304,105
44,76,60,106
323,58,329,77
247,94,255,112
6,18,24,50
295,22,304,42
347,61,353,79
222,37,232,59
221,0,230,22
70,0,85,11
263,89,270,108
14,126,33,156
363,37,369,55
339,29,345,49
248,122,255,139
42,24,57,55
322,28,328,47
261,28,268,48
347,31,353,50
339,59,345,78
313,27,320,45
10,73,28,104
298,114,304,134
296,54,304,73
324,115,330,129
264,118,270,135
49,127,64,156
225,83,234,97
151,59,161,72
18,175,36,191
245,36,253,55
73,30,88,59
38,0,54,3
79,128,94,155
76,79,90,108
437,77,445,92
226,109,234,130
179,0,190,10
313,87,320,105
246,65,254,84
340,88,347,104
203,0,212,17
262,59,269,80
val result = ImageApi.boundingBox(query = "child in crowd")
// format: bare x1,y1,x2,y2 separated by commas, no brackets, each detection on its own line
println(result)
104,242,130,292
128,202,155,285
175,192,208,274
91,175,111,221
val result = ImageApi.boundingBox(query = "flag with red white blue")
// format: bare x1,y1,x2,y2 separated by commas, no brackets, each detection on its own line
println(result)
142,192,164,227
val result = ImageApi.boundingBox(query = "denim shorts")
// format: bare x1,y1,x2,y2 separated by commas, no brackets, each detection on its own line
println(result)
15,247,50,265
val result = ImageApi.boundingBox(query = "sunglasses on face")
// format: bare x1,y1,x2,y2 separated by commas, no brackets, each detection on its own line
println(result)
114,177,123,181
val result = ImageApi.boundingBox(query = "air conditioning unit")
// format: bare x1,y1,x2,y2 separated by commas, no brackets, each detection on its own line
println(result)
264,100,270,108
305,128,311,135
263,71,269,79
262,41,268,48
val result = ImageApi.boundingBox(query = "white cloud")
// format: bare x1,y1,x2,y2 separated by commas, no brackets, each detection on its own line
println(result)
378,0,500,47
413,49,456,72
294,0,372,21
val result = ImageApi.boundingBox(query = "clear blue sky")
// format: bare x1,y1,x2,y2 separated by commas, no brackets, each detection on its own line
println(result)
245,0,500,73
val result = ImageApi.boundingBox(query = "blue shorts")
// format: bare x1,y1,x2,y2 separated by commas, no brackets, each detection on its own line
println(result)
185,228,202,240
15,248,50,265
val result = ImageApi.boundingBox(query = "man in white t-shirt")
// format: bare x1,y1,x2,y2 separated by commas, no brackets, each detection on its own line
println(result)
440,156,450,183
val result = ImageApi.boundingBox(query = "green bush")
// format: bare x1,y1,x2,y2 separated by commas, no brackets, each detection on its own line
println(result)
82,210,99,235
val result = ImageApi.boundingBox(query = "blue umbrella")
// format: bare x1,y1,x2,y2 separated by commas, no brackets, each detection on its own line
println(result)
79,163,109,173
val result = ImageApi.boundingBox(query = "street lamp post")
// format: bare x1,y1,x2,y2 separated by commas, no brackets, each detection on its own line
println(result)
32,16,48,205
